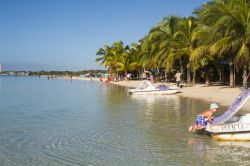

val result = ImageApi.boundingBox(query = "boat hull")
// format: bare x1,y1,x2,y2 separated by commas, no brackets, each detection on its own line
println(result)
128,81,180,95
205,118,250,141
211,132,250,141
129,89,180,95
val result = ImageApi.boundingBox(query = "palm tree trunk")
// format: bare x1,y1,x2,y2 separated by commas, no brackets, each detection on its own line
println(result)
192,70,196,85
205,75,210,85
243,62,248,89
116,68,119,82
179,58,184,74
219,71,222,85
217,65,222,85
124,69,128,80
233,66,236,87
164,69,167,82
187,63,191,84
229,57,234,87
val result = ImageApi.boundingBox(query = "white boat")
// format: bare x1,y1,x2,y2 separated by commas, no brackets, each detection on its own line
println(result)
128,80,180,95
206,114,250,141
204,88,250,141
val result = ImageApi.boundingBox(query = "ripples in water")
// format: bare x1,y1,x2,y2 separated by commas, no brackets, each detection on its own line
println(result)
0,77,250,165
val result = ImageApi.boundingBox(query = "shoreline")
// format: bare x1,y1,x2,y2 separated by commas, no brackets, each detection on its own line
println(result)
110,80,250,112
70,77,250,112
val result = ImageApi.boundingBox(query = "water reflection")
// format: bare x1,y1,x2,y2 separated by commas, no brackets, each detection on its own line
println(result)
214,140,250,148
105,85,128,105
0,77,2,96
0,78,249,165
131,95,180,105
204,141,250,165
100,85,244,165
131,95,181,120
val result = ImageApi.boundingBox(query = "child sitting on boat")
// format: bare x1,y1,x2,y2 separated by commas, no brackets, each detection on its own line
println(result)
188,103,219,133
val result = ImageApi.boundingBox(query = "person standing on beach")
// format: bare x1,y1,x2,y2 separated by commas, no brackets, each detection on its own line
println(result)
175,71,182,87
99,76,102,82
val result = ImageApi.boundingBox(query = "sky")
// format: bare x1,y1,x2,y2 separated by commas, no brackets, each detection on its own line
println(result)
0,0,209,71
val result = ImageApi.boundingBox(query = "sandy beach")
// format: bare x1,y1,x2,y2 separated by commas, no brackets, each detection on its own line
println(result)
71,77,250,112
111,80,250,112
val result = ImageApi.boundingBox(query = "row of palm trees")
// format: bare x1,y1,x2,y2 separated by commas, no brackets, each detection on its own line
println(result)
96,0,250,88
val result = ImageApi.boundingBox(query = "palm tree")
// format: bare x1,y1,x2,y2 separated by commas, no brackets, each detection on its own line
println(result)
111,41,129,76
96,45,112,69
150,16,182,71
197,0,250,87
229,0,250,88
127,43,142,72
96,0,250,86
139,35,157,69
96,41,129,77
174,17,199,84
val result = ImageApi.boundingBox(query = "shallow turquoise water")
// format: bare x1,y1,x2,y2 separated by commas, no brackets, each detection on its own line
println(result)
0,76,250,166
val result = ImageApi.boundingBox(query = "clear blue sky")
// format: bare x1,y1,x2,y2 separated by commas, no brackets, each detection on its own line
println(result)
0,0,208,71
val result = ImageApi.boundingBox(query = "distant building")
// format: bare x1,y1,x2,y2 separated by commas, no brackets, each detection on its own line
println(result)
9,72,15,75
0,64,2,73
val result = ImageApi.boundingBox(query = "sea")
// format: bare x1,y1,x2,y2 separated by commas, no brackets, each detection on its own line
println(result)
0,76,249,166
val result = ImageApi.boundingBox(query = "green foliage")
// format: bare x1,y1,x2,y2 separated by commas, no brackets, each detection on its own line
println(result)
96,0,250,85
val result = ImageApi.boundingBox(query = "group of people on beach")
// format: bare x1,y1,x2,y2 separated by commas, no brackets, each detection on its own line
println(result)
99,75,112,83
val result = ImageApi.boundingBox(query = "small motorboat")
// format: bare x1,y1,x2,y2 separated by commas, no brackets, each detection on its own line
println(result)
204,88,250,141
128,80,180,95
206,114,250,141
